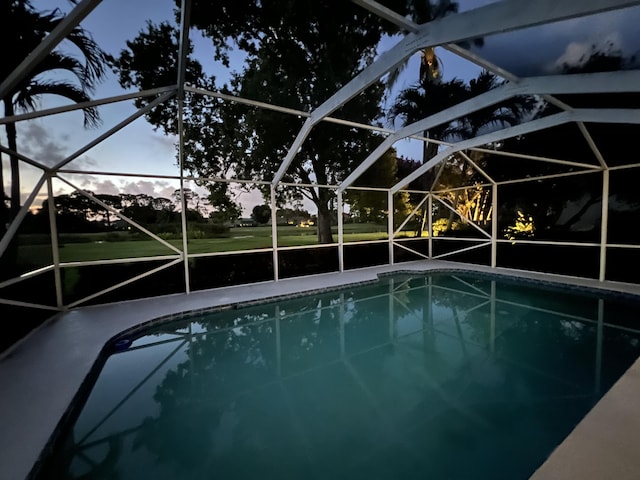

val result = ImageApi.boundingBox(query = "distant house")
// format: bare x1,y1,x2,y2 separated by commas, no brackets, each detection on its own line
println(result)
236,218,257,227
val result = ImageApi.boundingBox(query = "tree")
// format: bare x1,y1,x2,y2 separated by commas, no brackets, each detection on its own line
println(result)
251,205,271,225
121,193,165,225
111,1,417,244
39,191,105,233
381,0,498,236
1,0,108,222
110,20,244,224
109,20,209,134
275,208,311,226
344,147,412,226
205,183,241,225
151,197,177,224
94,194,122,229
389,70,533,234
390,76,470,166
431,150,494,234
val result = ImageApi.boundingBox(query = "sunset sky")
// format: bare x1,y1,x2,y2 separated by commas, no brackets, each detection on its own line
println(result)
7,0,640,214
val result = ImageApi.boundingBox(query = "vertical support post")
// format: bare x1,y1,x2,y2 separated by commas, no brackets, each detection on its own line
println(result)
491,183,498,268
178,173,190,293
176,0,192,294
47,174,64,309
388,190,394,265
270,185,279,281
337,190,344,272
599,170,609,282
428,193,433,258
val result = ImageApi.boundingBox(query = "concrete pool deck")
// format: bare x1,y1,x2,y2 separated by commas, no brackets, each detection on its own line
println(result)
2,259,640,480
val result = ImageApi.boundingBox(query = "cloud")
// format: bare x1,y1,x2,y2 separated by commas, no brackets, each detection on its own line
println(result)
82,178,121,195
548,32,624,73
118,180,178,199
151,131,178,155
69,176,179,199
10,122,99,171
16,123,69,167
468,5,640,77
234,187,266,216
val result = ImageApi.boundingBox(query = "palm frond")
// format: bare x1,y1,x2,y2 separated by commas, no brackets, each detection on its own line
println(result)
27,52,86,84
388,70,534,150
5,1,108,127
384,62,408,93
13,80,100,127
66,26,108,88
33,8,108,89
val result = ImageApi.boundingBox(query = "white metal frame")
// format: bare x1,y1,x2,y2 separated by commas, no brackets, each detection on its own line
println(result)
2,0,640,311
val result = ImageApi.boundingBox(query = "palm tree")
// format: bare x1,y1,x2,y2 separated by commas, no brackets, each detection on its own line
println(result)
389,70,533,234
386,0,492,163
1,0,107,227
390,71,533,158
390,76,469,163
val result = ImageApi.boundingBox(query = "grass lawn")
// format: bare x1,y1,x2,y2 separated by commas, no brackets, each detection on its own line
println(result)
17,223,401,264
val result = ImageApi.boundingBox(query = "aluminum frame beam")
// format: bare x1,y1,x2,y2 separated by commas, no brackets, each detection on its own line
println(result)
392,113,572,193
390,108,640,193
0,86,177,125
52,91,175,170
3,0,640,309
351,0,420,33
0,0,103,100
0,175,47,258
321,0,639,122
274,0,640,183
339,70,640,192
176,0,193,293
352,0,523,83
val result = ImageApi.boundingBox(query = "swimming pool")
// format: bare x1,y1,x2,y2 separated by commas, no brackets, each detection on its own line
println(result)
35,272,640,479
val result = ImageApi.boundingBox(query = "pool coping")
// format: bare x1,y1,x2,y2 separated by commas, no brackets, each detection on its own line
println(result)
2,259,640,480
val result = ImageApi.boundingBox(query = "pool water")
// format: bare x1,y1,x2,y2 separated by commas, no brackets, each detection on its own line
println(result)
37,273,640,479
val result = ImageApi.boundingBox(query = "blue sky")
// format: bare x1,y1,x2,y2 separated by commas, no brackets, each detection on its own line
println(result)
8,0,640,214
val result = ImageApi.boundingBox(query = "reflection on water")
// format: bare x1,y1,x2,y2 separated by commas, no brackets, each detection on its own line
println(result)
40,273,640,480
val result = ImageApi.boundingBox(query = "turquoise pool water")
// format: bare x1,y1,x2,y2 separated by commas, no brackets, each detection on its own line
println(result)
37,273,640,479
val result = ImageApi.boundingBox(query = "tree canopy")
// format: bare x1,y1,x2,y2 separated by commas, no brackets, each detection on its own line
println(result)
110,0,437,243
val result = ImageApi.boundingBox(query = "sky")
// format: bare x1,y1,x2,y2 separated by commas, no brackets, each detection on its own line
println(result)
5,0,640,216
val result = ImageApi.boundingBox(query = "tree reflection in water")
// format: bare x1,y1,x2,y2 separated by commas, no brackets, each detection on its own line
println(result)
42,273,640,480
